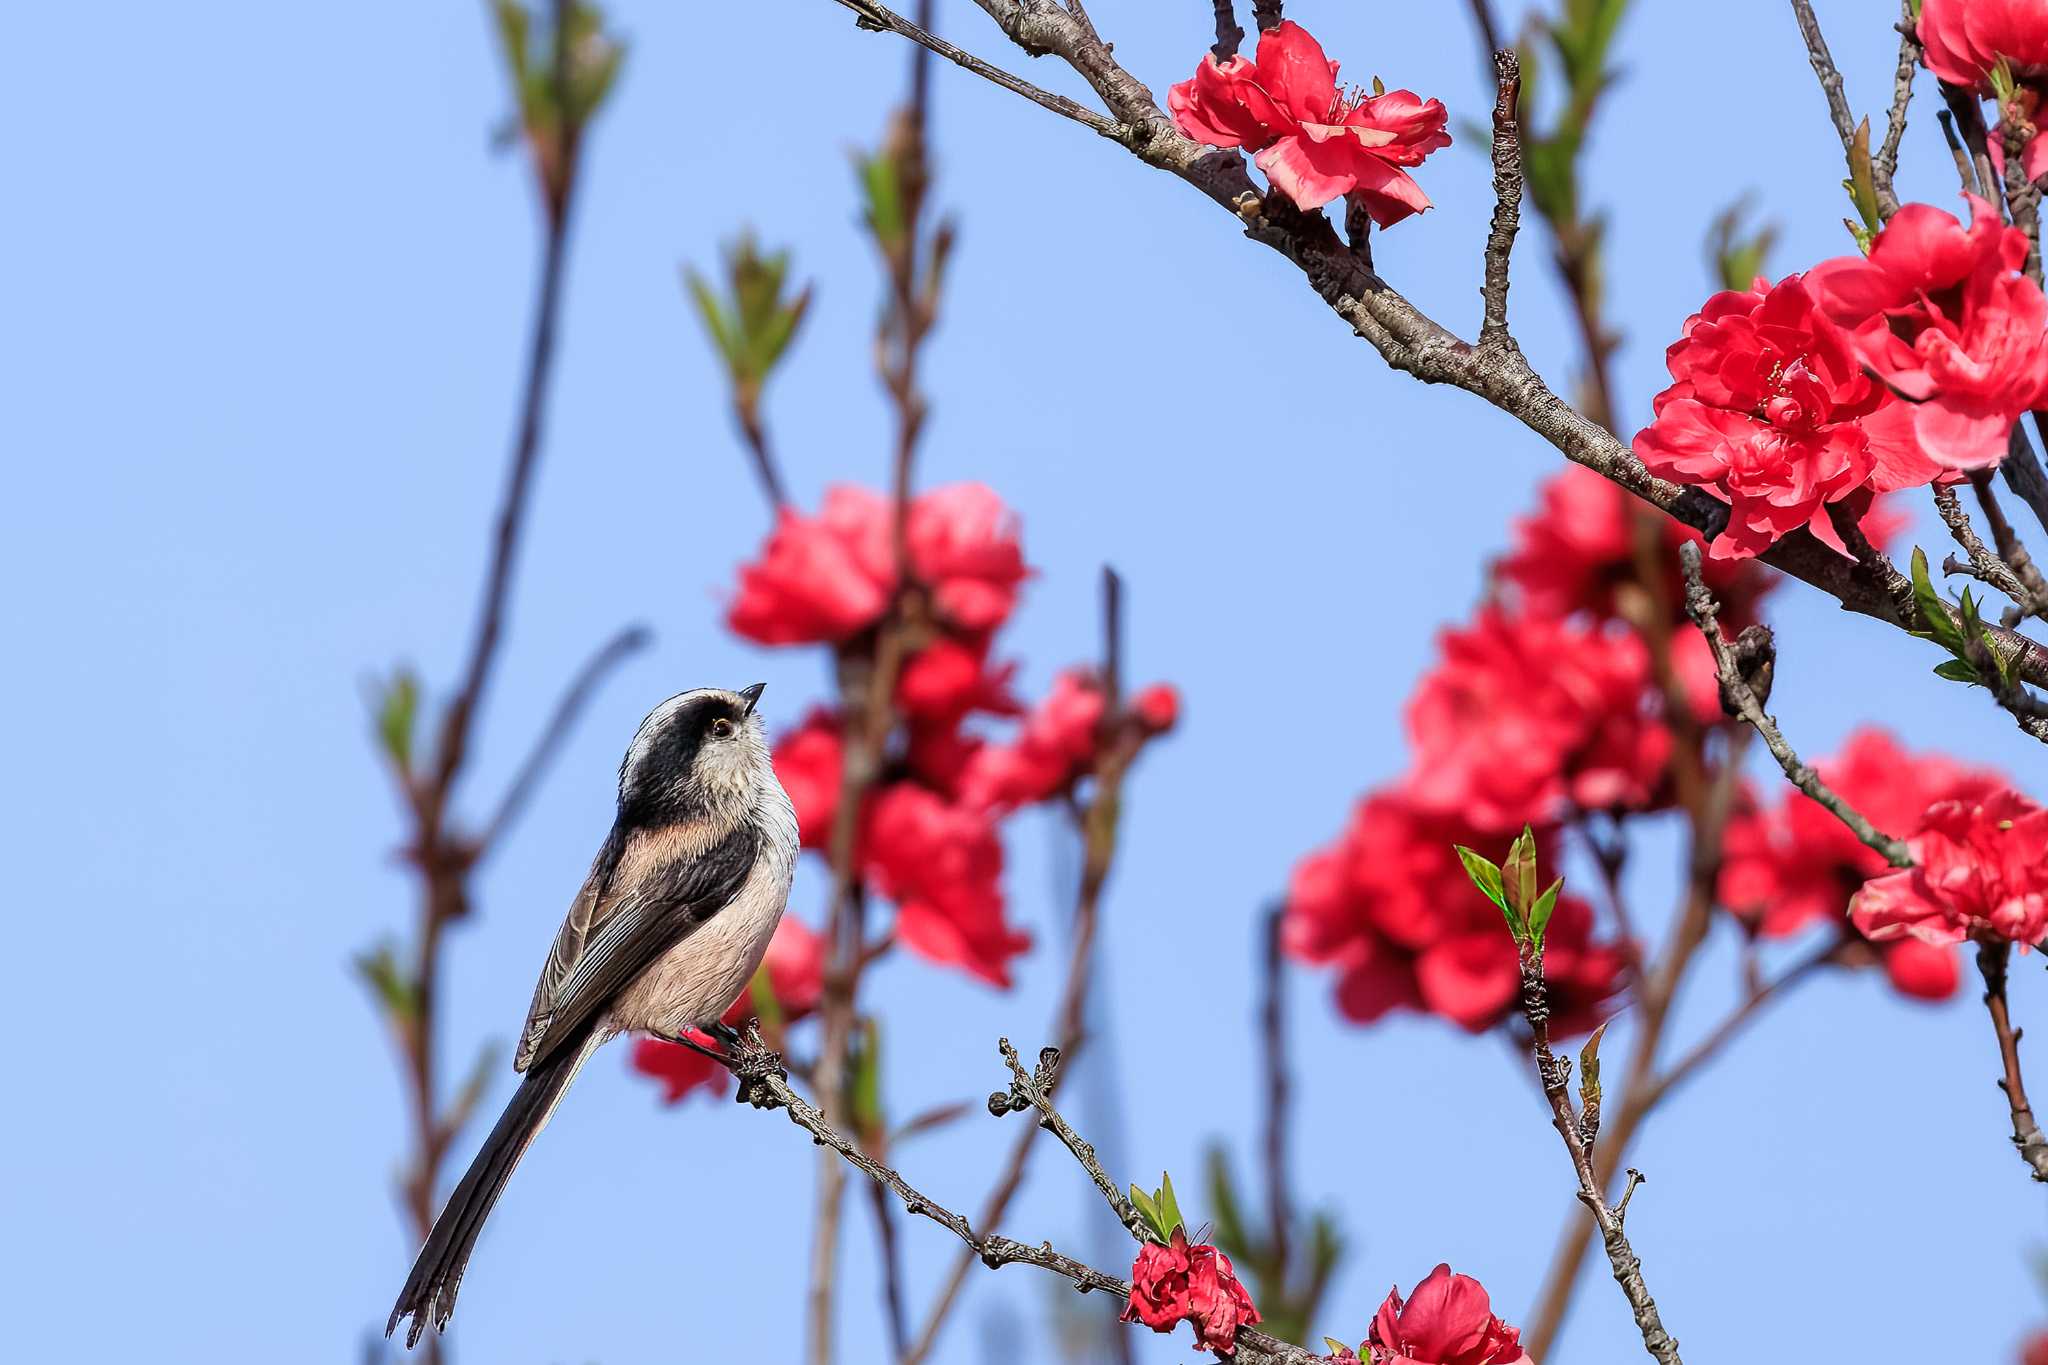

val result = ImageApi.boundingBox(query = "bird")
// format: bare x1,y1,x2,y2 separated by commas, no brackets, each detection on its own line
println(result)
387,683,799,1348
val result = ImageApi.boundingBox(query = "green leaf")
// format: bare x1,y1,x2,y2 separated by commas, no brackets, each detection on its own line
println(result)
1503,826,1539,916
1528,875,1564,950
1578,1019,1608,1118
373,668,420,770
353,939,418,1024
1129,1185,1167,1242
1455,844,1524,944
1846,116,1879,232
1934,658,1982,685
748,964,785,1033
1156,1170,1185,1239
685,267,738,368
1910,547,1969,654
849,1018,884,1139
860,151,904,244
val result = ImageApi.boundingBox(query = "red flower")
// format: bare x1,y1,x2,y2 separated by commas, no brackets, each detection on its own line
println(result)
1167,20,1450,220
894,637,1021,724
1919,0,2048,91
1880,936,1963,1001
1808,195,2048,473
772,708,845,852
1719,727,2002,941
1283,793,1626,1035
1403,609,1670,832
1122,1227,1261,1356
958,668,1105,810
1854,787,2048,947
1132,683,1181,734
1633,273,1901,560
2023,1326,2048,1365
864,782,1032,987
1496,466,1779,626
629,915,827,1103
727,483,1030,646
1366,1264,1529,1365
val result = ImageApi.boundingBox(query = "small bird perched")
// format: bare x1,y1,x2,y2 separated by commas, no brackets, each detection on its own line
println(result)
388,684,799,1347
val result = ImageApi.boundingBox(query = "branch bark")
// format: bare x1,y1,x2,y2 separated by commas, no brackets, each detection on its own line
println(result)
1977,940,2048,1181
1518,952,1682,1364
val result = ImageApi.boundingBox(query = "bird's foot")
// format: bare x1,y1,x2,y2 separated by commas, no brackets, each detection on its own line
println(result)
726,1022,787,1110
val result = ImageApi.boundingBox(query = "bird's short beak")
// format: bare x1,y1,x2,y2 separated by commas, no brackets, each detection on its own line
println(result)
738,682,766,717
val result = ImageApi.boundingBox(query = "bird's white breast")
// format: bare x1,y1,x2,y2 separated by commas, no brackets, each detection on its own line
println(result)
607,779,800,1036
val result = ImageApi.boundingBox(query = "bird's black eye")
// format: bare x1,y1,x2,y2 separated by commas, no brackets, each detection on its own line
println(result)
710,717,736,740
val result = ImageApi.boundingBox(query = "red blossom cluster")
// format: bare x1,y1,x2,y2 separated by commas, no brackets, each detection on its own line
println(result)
1167,21,1450,221
1856,788,2048,950
636,480,1178,1107
1920,0,2048,93
1637,197,2048,559
1719,728,2005,1000
1122,1227,1262,1356
1285,796,1624,1034
629,915,826,1102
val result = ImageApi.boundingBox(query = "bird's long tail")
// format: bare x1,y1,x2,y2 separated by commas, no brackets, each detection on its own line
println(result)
387,1024,602,1348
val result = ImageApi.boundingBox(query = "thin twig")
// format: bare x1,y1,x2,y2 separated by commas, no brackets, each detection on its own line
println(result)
1632,940,1838,1115
1934,485,2030,610
1679,542,1911,867
1260,906,1295,1277
823,0,2048,710
1972,467,2048,622
866,1178,911,1357
1210,0,1244,61
1976,940,2048,1182
381,12,593,1360
1872,1,1920,219
1480,49,1524,343
1518,953,1683,1363
1786,0,1858,160
906,570,1137,1364
728,1030,1323,1364
831,0,1119,137
478,624,650,850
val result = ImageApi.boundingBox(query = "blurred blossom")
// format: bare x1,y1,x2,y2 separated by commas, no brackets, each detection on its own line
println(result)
1719,727,2002,999
727,482,1028,645
1404,608,1671,832
1283,793,1625,1035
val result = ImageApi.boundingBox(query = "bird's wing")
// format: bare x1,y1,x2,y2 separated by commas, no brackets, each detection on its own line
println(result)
514,821,759,1073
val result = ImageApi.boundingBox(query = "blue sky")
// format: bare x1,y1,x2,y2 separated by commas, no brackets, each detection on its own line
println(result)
6,1,2045,1361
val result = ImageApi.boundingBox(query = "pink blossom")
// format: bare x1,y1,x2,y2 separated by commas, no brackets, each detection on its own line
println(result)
1168,20,1450,220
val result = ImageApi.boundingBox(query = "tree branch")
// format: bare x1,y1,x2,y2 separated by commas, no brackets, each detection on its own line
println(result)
1210,0,1244,62
1976,940,2048,1182
830,0,1119,136
1480,49,1523,343
1679,542,1912,867
1786,0,1858,162
479,624,650,851
728,1030,1322,1364
905,570,1136,1364
1517,952,1682,1363
821,0,2048,721
1872,0,1920,219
